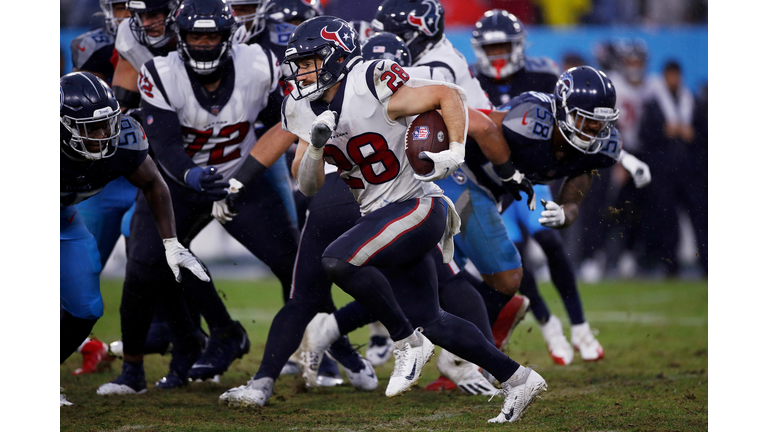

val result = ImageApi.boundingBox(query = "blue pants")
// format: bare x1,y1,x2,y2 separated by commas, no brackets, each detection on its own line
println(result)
60,206,103,320
501,184,552,243
436,169,522,274
76,176,137,268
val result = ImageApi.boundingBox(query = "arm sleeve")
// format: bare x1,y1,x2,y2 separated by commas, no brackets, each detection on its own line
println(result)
142,102,197,184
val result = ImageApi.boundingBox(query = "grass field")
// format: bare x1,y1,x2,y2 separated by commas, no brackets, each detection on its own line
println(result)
60,277,707,431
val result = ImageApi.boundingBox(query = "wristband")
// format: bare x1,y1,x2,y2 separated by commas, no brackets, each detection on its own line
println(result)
234,156,267,188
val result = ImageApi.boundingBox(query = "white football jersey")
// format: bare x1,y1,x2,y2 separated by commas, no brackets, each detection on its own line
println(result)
414,38,492,110
283,59,444,215
115,19,156,71
139,44,281,181
608,71,652,153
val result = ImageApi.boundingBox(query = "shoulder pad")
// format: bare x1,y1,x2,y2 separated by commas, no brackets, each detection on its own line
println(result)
597,128,623,161
138,59,173,110
118,114,149,152
70,28,114,69
363,59,409,103
524,57,560,76
501,94,556,141
281,95,311,143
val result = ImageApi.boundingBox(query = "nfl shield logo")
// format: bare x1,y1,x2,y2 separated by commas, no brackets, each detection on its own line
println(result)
413,126,430,140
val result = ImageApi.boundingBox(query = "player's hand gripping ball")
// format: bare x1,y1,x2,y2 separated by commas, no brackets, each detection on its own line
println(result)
405,110,450,176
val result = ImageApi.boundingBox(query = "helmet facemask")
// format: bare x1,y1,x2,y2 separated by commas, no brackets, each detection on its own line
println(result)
472,36,525,80
555,103,618,154
230,0,266,41
178,28,235,75
100,0,130,36
61,107,121,160
128,2,176,48
285,48,340,101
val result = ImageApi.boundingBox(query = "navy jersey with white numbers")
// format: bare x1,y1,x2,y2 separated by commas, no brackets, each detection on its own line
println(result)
465,92,622,200
473,57,559,108
70,27,117,83
60,115,148,207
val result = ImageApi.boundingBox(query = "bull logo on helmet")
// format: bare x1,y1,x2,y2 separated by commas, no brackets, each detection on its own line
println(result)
407,0,441,37
320,23,355,53
556,71,574,102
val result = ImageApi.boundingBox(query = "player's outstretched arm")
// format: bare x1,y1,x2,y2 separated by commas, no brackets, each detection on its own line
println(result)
467,108,510,165
541,172,594,229
126,156,211,282
618,150,652,189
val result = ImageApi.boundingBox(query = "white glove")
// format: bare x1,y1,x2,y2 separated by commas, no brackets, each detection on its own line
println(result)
539,199,566,228
620,152,652,189
163,238,211,283
310,110,337,149
211,179,244,224
414,141,465,182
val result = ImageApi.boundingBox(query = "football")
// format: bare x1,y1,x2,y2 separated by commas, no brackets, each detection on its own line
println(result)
405,110,450,176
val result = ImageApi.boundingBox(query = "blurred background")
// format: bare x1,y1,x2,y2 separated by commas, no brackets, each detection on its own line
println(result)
60,0,708,282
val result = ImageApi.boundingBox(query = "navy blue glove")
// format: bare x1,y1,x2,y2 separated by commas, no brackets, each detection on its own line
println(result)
185,166,229,201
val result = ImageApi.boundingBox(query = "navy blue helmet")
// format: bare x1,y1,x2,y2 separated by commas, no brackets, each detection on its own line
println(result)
361,32,411,67
174,0,238,75
371,0,444,62
264,0,323,25
60,72,121,160
553,66,620,154
283,16,362,101
471,9,526,80
127,0,179,48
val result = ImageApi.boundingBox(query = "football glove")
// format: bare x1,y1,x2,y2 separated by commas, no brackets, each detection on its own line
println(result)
414,141,465,182
620,152,652,189
310,110,337,149
185,166,229,201
212,179,244,224
502,171,536,211
162,238,210,283
539,199,566,228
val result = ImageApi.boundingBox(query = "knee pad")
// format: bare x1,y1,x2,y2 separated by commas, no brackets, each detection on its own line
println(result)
321,256,352,280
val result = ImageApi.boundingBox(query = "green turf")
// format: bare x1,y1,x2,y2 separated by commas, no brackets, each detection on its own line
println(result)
61,278,707,431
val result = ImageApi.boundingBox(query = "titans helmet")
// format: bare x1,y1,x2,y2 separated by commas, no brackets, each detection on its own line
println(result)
283,16,362,101
361,31,411,67
471,9,526,80
174,0,238,75
60,72,121,160
552,66,620,154
371,0,444,62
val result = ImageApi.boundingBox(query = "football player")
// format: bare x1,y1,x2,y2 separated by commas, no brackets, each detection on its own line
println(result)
112,0,179,111
220,17,547,424
60,72,209,404
71,0,130,83
371,0,532,389
96,0,299,395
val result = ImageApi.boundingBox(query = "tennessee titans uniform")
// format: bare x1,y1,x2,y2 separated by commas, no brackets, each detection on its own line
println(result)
415,38,521,276
475,57,559,108
61,115,148,320
71,27,118,83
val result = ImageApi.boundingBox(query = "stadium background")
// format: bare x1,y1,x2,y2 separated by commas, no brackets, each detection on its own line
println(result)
58,0,708,281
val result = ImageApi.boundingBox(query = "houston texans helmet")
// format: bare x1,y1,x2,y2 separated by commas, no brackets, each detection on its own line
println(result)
371,0,444,62
264,0,323,25
174,0,238,75
100,0,130,36
553,66,620,154
228,0,267,40
127,0,179,48
283,16,362,101
614,38,648,83
60,72,121,160
361,32,411,67
471,9,526,80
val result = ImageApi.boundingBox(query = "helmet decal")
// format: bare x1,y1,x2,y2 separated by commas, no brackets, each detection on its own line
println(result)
320,24,355,53
556,71,574,102
407,0,441,37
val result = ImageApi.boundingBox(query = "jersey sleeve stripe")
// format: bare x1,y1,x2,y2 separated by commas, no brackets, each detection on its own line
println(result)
419,61,456,82
261,46,276,85
143,60,171,107
365,60,381,102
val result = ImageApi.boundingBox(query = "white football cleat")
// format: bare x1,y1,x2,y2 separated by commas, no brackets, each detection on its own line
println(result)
385,329,435,397
96,382,147,396
539,315,574,366
60,388,73,406
571,322,604,361
298,313,341,387
488,366,547,423
219,377,274,407
280,350,301,376
108,340,123,359
437,349,496,396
